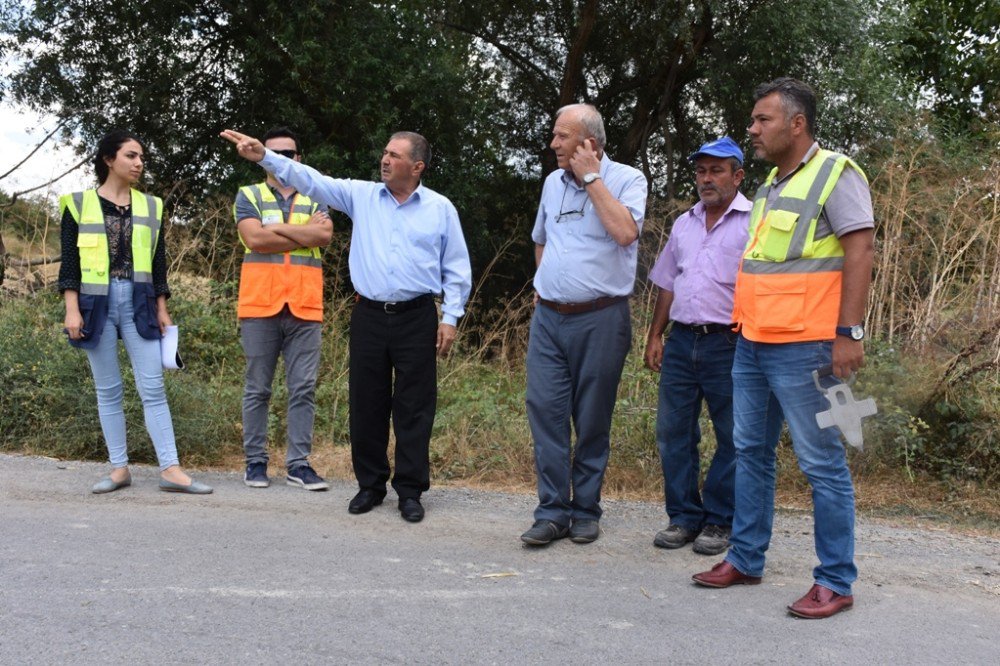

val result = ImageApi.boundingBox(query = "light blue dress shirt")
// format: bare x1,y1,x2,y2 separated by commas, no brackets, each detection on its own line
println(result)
532,153,648,302
260,150,473,325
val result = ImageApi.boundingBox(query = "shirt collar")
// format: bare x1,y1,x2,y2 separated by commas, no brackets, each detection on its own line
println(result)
691,190,752,223
773,141,821,185
560,153,612,187
379,181,424,204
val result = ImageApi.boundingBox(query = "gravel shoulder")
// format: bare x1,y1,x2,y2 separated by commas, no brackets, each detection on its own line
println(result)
2,453,997,664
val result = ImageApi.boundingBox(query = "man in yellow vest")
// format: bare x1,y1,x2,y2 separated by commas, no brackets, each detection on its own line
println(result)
692,79,875,619
235,127,333,491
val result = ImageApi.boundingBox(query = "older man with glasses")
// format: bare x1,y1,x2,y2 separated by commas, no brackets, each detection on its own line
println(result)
520,104,648,547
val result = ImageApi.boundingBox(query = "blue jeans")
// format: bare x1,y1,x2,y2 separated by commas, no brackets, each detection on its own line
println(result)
241,309,322,469
84,278,179,471
656,326,736,530
725,336,857,596
526,301,632,525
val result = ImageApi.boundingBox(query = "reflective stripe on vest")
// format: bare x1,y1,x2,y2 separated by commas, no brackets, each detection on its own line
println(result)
59,189,161,296
235,183,324,320
732,149,867,342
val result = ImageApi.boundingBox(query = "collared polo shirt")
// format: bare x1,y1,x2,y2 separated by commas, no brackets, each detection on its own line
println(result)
260,150,472,325
649,192,751,326
762,142,874,238
532,153,647,302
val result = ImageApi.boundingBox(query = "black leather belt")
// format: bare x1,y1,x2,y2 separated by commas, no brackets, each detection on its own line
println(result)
538,295,628,315
672,321,734,335
355,294,434,314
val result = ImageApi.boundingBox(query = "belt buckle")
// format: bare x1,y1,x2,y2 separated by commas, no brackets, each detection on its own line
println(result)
384,301,397,314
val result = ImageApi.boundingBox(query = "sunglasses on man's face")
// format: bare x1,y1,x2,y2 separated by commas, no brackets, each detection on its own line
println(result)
272,149,299,159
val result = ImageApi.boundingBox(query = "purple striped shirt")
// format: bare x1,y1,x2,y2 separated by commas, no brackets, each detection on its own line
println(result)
648,192,751,325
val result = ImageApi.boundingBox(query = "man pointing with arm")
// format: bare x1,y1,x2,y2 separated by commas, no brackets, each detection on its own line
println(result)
222,128,472,523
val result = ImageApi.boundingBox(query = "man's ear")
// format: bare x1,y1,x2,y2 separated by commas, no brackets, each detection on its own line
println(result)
413,160,426,177
790,113,807,136
734,168,746,187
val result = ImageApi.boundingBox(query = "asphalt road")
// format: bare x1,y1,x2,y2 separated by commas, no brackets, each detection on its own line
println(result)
2,454,997,665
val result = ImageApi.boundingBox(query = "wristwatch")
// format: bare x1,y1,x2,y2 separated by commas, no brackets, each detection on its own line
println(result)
582,172,601,186
836,324,865,341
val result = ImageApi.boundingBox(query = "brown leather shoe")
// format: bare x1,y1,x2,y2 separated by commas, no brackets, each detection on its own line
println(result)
692,560,762,588
787,584,854,619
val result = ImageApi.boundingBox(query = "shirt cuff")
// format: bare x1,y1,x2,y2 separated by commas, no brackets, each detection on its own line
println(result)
441,313,458,327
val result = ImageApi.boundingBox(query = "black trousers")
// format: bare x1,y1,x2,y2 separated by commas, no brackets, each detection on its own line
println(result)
348,299,437,498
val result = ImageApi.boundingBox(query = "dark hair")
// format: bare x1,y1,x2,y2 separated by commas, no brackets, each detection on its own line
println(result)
754,77,817,137
390,131,432,169
262,126,302,154
93,129,144,184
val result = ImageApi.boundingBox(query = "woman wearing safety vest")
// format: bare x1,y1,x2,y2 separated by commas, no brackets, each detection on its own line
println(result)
58,129,212,495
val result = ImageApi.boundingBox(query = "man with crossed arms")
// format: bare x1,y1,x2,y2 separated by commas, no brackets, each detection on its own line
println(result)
222,128,471,524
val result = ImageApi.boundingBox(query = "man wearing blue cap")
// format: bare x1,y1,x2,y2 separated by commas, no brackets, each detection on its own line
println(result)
644,136,750,555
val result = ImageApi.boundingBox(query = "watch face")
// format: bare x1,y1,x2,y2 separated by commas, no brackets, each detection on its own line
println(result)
850,325,865,340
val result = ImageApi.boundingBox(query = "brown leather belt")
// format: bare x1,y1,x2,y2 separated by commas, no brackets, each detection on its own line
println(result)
672,321,734,335
538,295,628,315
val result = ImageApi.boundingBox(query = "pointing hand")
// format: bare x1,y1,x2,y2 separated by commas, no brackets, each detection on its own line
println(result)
220,129,265,162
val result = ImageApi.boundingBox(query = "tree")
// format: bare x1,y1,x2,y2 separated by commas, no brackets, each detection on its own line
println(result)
1,0,536,308
897,0,1000,130
427,0,911,196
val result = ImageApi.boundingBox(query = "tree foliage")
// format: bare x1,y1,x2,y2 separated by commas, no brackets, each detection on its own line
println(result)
1,0,974,300
427,0,910,194
1,0,535,305
897,0,1000,130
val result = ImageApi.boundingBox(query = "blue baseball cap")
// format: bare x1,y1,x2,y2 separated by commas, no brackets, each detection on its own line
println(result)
688,136,744,165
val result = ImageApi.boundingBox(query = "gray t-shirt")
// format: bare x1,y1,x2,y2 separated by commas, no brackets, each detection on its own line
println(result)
234,184,295,225
764,142,874,239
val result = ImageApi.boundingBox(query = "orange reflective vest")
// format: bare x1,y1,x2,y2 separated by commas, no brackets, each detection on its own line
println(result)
235,183,323,321
732,149,867,343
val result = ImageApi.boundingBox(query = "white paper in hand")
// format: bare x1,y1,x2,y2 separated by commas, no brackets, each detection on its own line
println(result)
160,325,185,370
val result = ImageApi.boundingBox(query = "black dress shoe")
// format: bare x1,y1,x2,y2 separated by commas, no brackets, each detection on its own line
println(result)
569,519,600,544
398,497,424,523
348,489,385,514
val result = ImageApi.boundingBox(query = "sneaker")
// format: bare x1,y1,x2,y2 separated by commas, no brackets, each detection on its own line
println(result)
569,519,600,544
244,462,269,488
693,524,731,555
520,519,569,546
653,523,697,549
286,465,329,491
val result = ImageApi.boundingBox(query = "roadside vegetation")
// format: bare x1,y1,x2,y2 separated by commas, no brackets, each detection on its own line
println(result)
1,1,997,528
2,118,997,529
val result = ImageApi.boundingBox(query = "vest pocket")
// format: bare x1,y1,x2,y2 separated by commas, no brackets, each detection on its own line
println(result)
299,270,324,311
754,274,806,333
757,210,799,262
238,265,276,307
77,234,107,274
